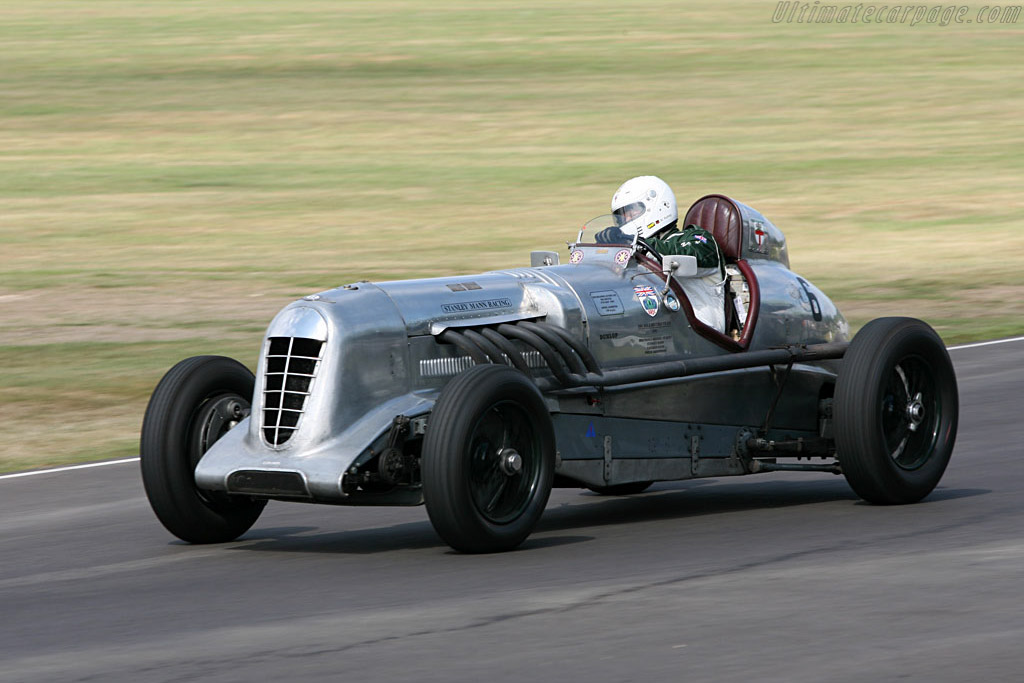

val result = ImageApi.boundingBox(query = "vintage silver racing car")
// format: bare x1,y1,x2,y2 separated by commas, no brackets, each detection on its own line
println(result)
141,194,959,553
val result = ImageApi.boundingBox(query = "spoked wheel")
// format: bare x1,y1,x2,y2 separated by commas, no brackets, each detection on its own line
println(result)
466,401,543,524
140,355,266,543
835,317,958,504
881,355,941,470
423,364,555,553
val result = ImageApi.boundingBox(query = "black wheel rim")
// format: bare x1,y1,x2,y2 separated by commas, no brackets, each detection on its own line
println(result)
880,354,941,470
191,393,250,466
188,392,250,505
467,400,541,525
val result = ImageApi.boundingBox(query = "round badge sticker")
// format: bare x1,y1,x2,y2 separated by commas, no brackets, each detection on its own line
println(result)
614,249,631,266
664,293,680,312
569,249,584,264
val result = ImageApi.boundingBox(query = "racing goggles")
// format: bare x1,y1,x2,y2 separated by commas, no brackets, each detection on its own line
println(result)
612,202,646,226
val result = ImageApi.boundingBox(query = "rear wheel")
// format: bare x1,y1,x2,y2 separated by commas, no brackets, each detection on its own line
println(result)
140,355,266,543
423,365,555,553
834,317,958,504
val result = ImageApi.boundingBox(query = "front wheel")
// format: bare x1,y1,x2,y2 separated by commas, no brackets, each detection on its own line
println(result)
422,364,555,553
140,355,266,543
834,317,958,504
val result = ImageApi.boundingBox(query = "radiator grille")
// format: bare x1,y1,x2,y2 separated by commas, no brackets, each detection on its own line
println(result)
262,336,324,446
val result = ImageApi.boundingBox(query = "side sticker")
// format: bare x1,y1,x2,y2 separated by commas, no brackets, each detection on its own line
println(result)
749,219,769,254
441,298,513,314
590,290,624,316
633,284,659,317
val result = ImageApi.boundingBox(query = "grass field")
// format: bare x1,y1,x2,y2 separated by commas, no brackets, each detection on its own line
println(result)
1,1,1022,471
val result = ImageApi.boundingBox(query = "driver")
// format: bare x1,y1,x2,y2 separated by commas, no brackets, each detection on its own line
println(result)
597,176,726,332
596,175,721,273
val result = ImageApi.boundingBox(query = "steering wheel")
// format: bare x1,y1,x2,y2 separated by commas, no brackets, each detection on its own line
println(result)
634,236,658,259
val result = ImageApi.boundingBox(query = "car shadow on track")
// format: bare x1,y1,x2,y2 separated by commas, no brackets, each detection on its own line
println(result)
542,479,988,531
225,480,988,555
230,519,595,555
230,520,444,554
846,485,990,506
535,478,860,534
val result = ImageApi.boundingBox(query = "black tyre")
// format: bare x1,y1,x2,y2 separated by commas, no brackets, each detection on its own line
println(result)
423,364,555,553
140,355,266,543
586,481,654,496
834,317,958,504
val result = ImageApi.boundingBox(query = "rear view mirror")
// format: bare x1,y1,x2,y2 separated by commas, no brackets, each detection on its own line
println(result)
531,250,560,267
661,254,698,279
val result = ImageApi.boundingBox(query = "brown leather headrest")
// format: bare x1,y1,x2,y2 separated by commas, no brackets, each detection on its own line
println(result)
684,194,742,260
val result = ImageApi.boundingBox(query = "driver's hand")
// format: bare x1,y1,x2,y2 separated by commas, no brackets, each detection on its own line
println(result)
595,227,624,244
636,237,657,255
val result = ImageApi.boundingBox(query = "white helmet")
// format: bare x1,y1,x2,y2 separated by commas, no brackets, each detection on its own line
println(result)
610,175,678,239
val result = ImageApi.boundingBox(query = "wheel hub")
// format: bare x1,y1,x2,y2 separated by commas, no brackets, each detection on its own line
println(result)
498,448,522,476
197,395,250,456
906,392,925,431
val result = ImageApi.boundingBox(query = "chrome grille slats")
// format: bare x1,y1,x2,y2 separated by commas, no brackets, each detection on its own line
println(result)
262,336,324,446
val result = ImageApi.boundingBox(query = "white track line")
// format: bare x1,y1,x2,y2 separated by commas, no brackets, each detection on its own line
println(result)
0,457,139,481
2,336,1022,481
947,336,1024,351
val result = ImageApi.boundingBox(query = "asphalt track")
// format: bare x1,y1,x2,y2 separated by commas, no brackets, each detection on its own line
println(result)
2,339,1022,683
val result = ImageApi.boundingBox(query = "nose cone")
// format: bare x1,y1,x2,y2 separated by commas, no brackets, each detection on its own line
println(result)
267,306,328,341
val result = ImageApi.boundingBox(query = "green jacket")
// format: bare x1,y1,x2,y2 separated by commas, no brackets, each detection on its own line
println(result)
646,224,723,272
